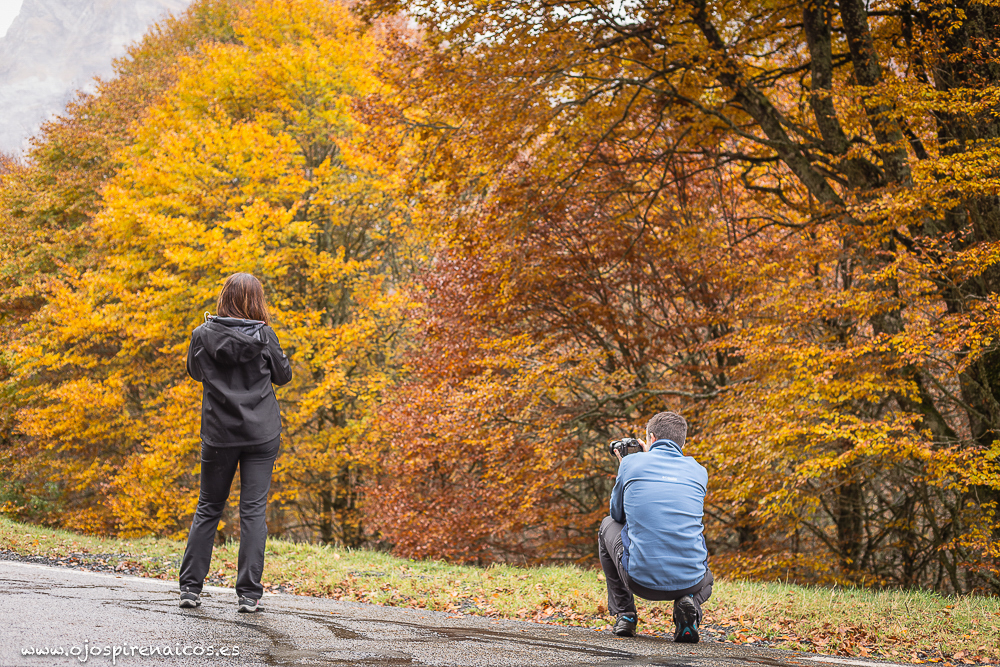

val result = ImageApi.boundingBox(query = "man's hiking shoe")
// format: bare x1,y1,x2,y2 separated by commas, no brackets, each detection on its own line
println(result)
673,595,700,643
237,597,259,613
179,590,201,608
613,613,638,637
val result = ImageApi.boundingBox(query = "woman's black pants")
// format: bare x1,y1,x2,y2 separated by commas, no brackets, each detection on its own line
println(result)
179,437,279,601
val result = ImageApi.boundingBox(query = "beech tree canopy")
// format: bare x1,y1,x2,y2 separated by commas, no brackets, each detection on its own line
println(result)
1,0,998,594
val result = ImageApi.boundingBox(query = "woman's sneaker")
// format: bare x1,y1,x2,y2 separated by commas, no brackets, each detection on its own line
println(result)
237,597,259,613
179,589,201,608
613,613,638,637
672,595,700,643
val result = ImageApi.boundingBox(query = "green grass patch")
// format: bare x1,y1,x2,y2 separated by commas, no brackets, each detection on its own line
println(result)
1,516,997,664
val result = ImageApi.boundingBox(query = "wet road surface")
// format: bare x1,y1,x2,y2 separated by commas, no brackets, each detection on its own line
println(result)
0,561,907,667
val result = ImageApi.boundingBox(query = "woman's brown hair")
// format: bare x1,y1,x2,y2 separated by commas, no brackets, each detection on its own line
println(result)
216,273,271,324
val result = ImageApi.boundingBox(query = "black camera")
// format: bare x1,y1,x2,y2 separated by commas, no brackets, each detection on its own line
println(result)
609,437,644,459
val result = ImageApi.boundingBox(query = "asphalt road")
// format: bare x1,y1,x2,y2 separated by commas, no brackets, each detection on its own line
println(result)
0,560,906,667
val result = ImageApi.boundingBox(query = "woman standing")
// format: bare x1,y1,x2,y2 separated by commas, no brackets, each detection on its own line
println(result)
178,273,292,613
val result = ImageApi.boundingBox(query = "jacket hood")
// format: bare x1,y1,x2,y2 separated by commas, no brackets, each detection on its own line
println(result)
199,316,267,365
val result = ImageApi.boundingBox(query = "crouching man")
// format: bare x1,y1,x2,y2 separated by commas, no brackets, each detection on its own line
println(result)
599,411,713,641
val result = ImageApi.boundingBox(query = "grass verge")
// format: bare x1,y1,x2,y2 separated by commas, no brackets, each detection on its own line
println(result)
1,516,997,664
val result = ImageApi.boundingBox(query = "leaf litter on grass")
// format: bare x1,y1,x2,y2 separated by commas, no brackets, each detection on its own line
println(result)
1,517,997,663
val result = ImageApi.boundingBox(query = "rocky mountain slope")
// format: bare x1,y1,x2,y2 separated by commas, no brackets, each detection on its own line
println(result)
0,0,191,154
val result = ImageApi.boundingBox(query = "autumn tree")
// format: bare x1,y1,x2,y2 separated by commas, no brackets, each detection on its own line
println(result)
0,0,246,525
2,0,409,546
362,0,1000,592
4,0,998,595
364,138,745,563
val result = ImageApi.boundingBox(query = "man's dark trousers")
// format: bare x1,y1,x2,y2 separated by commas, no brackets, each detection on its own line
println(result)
598,516,713,617
179,437,280,601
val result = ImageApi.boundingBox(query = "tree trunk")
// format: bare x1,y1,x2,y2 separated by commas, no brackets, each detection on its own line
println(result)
835,470,865,577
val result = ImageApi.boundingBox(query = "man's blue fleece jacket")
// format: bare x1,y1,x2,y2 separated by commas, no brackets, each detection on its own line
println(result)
610,439,709,591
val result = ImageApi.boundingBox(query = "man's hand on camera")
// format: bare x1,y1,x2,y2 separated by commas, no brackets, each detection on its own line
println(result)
614,438,646,462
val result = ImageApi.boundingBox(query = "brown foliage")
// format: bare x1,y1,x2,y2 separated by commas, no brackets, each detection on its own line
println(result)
2,0,999,598
362,0,1000,592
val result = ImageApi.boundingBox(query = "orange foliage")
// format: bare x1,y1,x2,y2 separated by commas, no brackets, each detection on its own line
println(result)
362,0,1000,591
2,0,999,597
1,0,407,545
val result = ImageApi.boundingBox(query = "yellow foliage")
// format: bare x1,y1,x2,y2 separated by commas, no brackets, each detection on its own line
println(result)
4,0,407,544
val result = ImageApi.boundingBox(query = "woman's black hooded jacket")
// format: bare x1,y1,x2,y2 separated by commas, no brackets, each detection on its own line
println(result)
187,316,293,447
